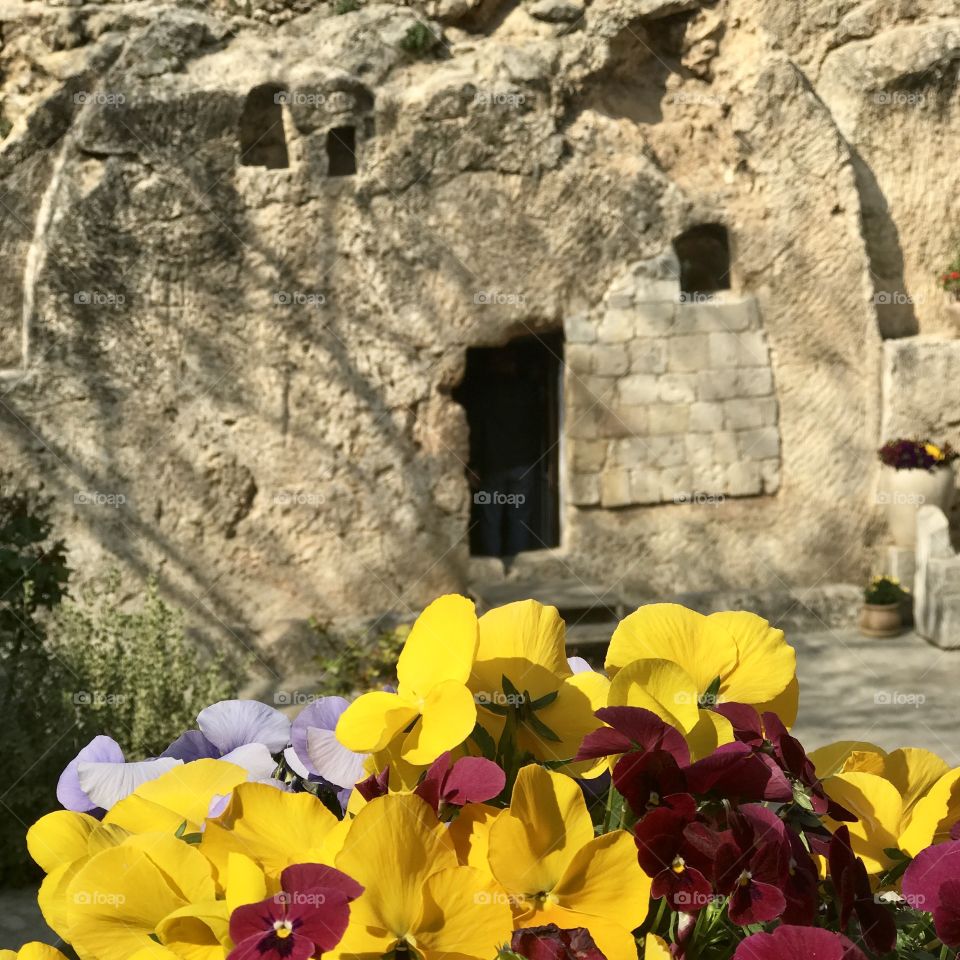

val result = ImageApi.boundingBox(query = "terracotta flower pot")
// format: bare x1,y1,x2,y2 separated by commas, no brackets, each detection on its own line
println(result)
879,463,955,547
859,602,903,638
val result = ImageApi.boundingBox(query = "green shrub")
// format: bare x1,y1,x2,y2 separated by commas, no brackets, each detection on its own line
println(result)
864,574,910,605
0,474,245,887
309,618,409,697
333,0,360,14
0,477,72,886
399,21,438,57
51,573,246,759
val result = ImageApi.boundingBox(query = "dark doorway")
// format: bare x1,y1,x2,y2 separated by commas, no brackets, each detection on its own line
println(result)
326,126,357,176
239,84,289,169
673,223,731,295
454,332,563,557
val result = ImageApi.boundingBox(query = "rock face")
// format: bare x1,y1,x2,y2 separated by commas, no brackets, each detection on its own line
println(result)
0,0,957,657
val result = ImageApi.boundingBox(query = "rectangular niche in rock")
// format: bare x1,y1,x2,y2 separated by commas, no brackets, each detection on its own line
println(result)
326,126,357,177
239,83,290,169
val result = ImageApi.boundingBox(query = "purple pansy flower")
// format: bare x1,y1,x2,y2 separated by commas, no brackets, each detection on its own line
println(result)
57,735,181,813
287,697,367,791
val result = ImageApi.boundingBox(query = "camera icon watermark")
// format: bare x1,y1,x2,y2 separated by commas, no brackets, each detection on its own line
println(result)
74,291,126,308
74,491,127,509
473,490,526,506
874,690,926,709
473,290,526,307
274,291,327,307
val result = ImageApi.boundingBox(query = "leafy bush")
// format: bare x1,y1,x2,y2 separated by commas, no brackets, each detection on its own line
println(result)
399,21,438,57
0,477,72,886
333,0,360,14
51,573,246,760
877,437,958,470
0,474,245,886
309,618,409,697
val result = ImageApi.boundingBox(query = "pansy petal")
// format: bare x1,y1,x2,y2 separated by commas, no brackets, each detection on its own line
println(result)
335,794,457,940
397,594,478,694
7,946,71,960
708,610,795,705
202,782,339,880
899,769,960,855
27,810,99,873
809,742,888,778
197,700,291,755
335,691,419,754
291,697,351,774
400,680,476,766
220,743,277,781
488,766,594,897
823,772,903,872
882,748,950,819
415,866,513,960
161,731,219,763
686,709,735,761
605,603,733,690
77,758,182,811
57,736,124,812
475,600,570,686
608,658,701,733
553,830,652,929
105,759,248,834
305,727,368,789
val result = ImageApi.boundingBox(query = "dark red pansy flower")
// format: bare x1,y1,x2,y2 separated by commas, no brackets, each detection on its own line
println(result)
828,826,896,954
228,863,363,960
733,924,868,960
713,703,765,747
634,794,713,913
576,707,690,765
782,826,819,926
613,748,687,815
414,752,506,814
762,712,853,821
510,924,605,960
685,742,792,804
902,839,960,947
714,805,789,925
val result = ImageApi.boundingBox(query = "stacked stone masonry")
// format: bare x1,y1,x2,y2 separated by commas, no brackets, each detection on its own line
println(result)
564,263,781,509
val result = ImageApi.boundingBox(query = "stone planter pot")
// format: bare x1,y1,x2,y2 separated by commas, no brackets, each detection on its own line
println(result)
879,464,955,548
859,602,903,637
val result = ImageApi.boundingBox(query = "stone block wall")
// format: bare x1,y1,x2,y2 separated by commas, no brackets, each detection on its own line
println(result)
564,258,780,508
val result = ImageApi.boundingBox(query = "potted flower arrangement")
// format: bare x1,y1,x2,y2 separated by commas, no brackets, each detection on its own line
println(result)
859,574,908,637
10,596,960,960
877,437,957,547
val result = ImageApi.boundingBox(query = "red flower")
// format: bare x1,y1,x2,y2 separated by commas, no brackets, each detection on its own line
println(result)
633,794,713,913
902,839,960,948
713,805,790,925
951,272,959,280
733,925,868,960
228,863,363,960
828,826,896,955
511,924,605,960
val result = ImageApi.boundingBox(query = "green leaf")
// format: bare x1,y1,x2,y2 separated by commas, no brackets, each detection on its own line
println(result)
501,674,523,702
699,675,722,708
174,820,188,839
469,721,497,758
529,689,559,710
525,711,562,743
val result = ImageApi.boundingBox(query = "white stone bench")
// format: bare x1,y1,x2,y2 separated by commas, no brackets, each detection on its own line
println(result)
914,505,960,649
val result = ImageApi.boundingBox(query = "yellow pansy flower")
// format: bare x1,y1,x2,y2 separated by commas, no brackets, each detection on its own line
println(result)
816,743,960,871
486,765,651,960
469,600,604,773
330,793,513,960
201,782,343,882
65,832,217,960
605,604,798,740
0,945,70,960
27,811,130,940
336,595,479,766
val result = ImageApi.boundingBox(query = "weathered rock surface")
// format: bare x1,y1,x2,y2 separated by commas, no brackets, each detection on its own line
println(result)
0,0,957,660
